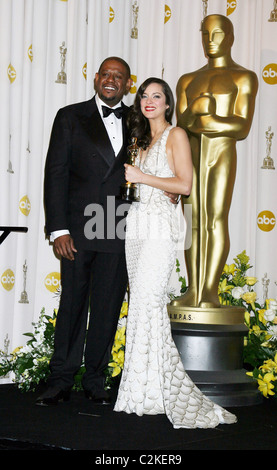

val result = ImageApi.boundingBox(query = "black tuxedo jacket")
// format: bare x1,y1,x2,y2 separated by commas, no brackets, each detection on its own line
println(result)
44,96,130,253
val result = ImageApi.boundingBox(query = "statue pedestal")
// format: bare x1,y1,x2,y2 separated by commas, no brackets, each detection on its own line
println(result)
167,304,262,407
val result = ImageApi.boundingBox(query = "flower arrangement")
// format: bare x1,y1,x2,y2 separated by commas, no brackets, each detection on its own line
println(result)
218,251,277,398
105,301,128,388
0,308,56,392
218,250,257,308
244,299,277,398
0,302,128,392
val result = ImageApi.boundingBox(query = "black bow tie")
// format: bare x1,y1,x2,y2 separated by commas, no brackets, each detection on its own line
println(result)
102,105,123,119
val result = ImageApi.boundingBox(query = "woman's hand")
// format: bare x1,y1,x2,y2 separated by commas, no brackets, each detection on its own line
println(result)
163,191,181,204
124,164,144,183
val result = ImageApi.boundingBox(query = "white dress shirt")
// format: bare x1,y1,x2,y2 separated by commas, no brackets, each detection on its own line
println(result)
95,94,123,156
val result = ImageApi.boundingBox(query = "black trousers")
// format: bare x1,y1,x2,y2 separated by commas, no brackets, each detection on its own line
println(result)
48,249,128,392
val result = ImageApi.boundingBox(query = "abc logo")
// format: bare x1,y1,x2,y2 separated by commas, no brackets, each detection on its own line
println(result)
227,1,237,15
262,64,277,85
7,63,16,83
44,272,61,293
257,210,276,232
28,45,33,62
1,269,15,291
109,6,115,23
19,195,31,216
82,62,87,80
130,74,137,94
164,5,171,23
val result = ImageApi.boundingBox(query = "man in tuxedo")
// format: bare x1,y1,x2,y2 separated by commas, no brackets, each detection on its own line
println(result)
37,57,132,406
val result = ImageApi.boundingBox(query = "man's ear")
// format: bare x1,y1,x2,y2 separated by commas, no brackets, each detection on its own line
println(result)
125,77,133,95
94,73,99,90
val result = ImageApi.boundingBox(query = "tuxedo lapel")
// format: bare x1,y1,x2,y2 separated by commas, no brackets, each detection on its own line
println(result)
84,98,115,167
102,105,130,181
82,97,130,180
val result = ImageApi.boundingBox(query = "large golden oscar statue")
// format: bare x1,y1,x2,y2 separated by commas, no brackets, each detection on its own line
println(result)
168,15,261,406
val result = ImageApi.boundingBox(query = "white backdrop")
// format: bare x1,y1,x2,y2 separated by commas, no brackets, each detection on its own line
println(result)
0,0,277,360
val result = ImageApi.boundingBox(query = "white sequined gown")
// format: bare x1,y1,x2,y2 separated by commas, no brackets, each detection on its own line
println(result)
114,127,237,428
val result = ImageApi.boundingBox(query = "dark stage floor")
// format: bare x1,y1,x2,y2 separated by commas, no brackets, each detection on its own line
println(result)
0,384,276,453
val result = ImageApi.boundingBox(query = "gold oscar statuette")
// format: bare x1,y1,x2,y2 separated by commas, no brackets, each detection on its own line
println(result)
131,1,139,39
268,0,277,21
119,137,140,202
169,14,258,324
261,126,275,169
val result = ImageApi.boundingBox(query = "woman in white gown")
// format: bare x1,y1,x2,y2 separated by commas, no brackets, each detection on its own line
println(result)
114,78,237,429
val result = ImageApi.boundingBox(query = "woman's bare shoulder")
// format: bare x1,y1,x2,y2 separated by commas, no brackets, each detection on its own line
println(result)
168,126,189,142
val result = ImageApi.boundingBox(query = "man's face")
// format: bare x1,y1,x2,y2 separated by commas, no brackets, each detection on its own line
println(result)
94,59,132,106
201,17,233,58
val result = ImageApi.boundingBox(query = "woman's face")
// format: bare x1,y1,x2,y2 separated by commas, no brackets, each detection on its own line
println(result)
140,83,168,120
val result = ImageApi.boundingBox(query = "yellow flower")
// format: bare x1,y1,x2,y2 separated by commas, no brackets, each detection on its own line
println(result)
112,326,126,351
220,298,230,305
12,346,22,355
112,326,126,354
258,309,267,326
242,291,257,303
109,349,125,377
236,250,250,266
223,264,236,275
36,356,50,363
257,373,276,398
265,299,276,309
242,291,257,310
244,310,250,325
245,276,258,286
218,278,233,294
251,324,262,336
260,356,277,374
49,309,58,327
120,301,128,318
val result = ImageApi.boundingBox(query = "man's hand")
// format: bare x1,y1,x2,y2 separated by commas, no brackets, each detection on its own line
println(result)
54,234,77,260
163,191,181,204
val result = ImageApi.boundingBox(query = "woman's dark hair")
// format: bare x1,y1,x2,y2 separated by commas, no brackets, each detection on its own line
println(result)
127,77,175,149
